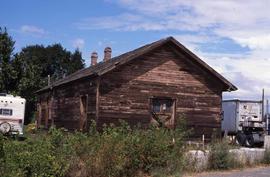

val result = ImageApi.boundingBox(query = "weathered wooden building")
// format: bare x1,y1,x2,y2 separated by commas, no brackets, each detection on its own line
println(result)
36,37,237,139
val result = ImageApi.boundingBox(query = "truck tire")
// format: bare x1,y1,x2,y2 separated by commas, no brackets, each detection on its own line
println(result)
245,134,255,147
236,132,246,146
0,122,11,134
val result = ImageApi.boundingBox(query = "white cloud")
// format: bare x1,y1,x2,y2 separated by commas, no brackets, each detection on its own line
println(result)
95,1,270,43
20,25,46,37
77,1,270,48
233,35,270,50
102,1,266,29
199,54,270,100
72,38,85,49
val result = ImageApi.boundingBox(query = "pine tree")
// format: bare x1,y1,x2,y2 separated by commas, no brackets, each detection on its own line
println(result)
69,48,85,75
0,27,15,93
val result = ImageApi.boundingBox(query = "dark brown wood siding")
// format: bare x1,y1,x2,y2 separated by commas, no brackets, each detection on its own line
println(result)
98,45,223,139
38,78,97,130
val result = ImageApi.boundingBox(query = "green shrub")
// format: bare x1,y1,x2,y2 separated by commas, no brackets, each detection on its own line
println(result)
25,123,37,134
208,141,241,170
0,129,71,177
48,127,65,147
263,149,270,164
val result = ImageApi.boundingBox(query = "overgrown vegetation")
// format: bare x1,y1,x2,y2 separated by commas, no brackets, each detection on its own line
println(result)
0,122,188,177
208,140,243,170
1,118,267,177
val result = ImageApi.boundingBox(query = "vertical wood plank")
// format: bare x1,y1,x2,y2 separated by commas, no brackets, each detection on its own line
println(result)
96,77,100,122
51,91,54,127
45,100,48,129
37,103,42,128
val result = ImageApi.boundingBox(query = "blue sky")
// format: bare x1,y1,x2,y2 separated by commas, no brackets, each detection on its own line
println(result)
2,0,270,100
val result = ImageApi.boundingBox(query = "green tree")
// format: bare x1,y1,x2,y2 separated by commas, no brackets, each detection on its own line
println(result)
0,27,15,93
69,48,85,74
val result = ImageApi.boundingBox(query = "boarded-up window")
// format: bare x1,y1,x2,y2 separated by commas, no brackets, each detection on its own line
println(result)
151,98,175,129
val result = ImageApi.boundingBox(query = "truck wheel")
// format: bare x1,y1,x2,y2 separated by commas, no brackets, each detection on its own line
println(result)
0,122,11,134
245,134,255,147
236,133,246,146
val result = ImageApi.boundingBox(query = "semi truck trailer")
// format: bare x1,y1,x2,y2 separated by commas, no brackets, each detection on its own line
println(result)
222,100,265,147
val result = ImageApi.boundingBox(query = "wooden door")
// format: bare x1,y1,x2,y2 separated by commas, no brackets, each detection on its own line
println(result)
150,98,175,128
79,95,88,131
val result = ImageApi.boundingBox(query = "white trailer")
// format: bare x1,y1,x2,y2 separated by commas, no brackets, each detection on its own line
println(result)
0,93,26,135
222,100,265,147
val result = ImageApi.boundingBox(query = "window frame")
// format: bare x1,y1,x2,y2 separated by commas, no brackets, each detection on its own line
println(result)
0,108,13,116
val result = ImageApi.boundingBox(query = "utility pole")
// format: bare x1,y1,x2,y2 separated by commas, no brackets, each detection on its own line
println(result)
267,99,269,135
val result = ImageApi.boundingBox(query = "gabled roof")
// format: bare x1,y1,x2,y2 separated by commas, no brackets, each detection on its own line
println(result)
37,36,237,93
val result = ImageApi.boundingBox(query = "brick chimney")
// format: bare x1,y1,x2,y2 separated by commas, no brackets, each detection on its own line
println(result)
91,51,98,66
103,47,112,62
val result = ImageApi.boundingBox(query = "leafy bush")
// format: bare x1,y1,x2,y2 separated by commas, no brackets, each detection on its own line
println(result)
25,123,37,134
0,129,70,177
208,140,241,170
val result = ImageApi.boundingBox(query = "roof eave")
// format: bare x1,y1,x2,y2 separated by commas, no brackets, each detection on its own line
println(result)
225,84,238,92
36,73,99,94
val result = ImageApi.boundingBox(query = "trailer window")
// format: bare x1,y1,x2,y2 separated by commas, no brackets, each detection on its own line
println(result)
0,109,13,116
